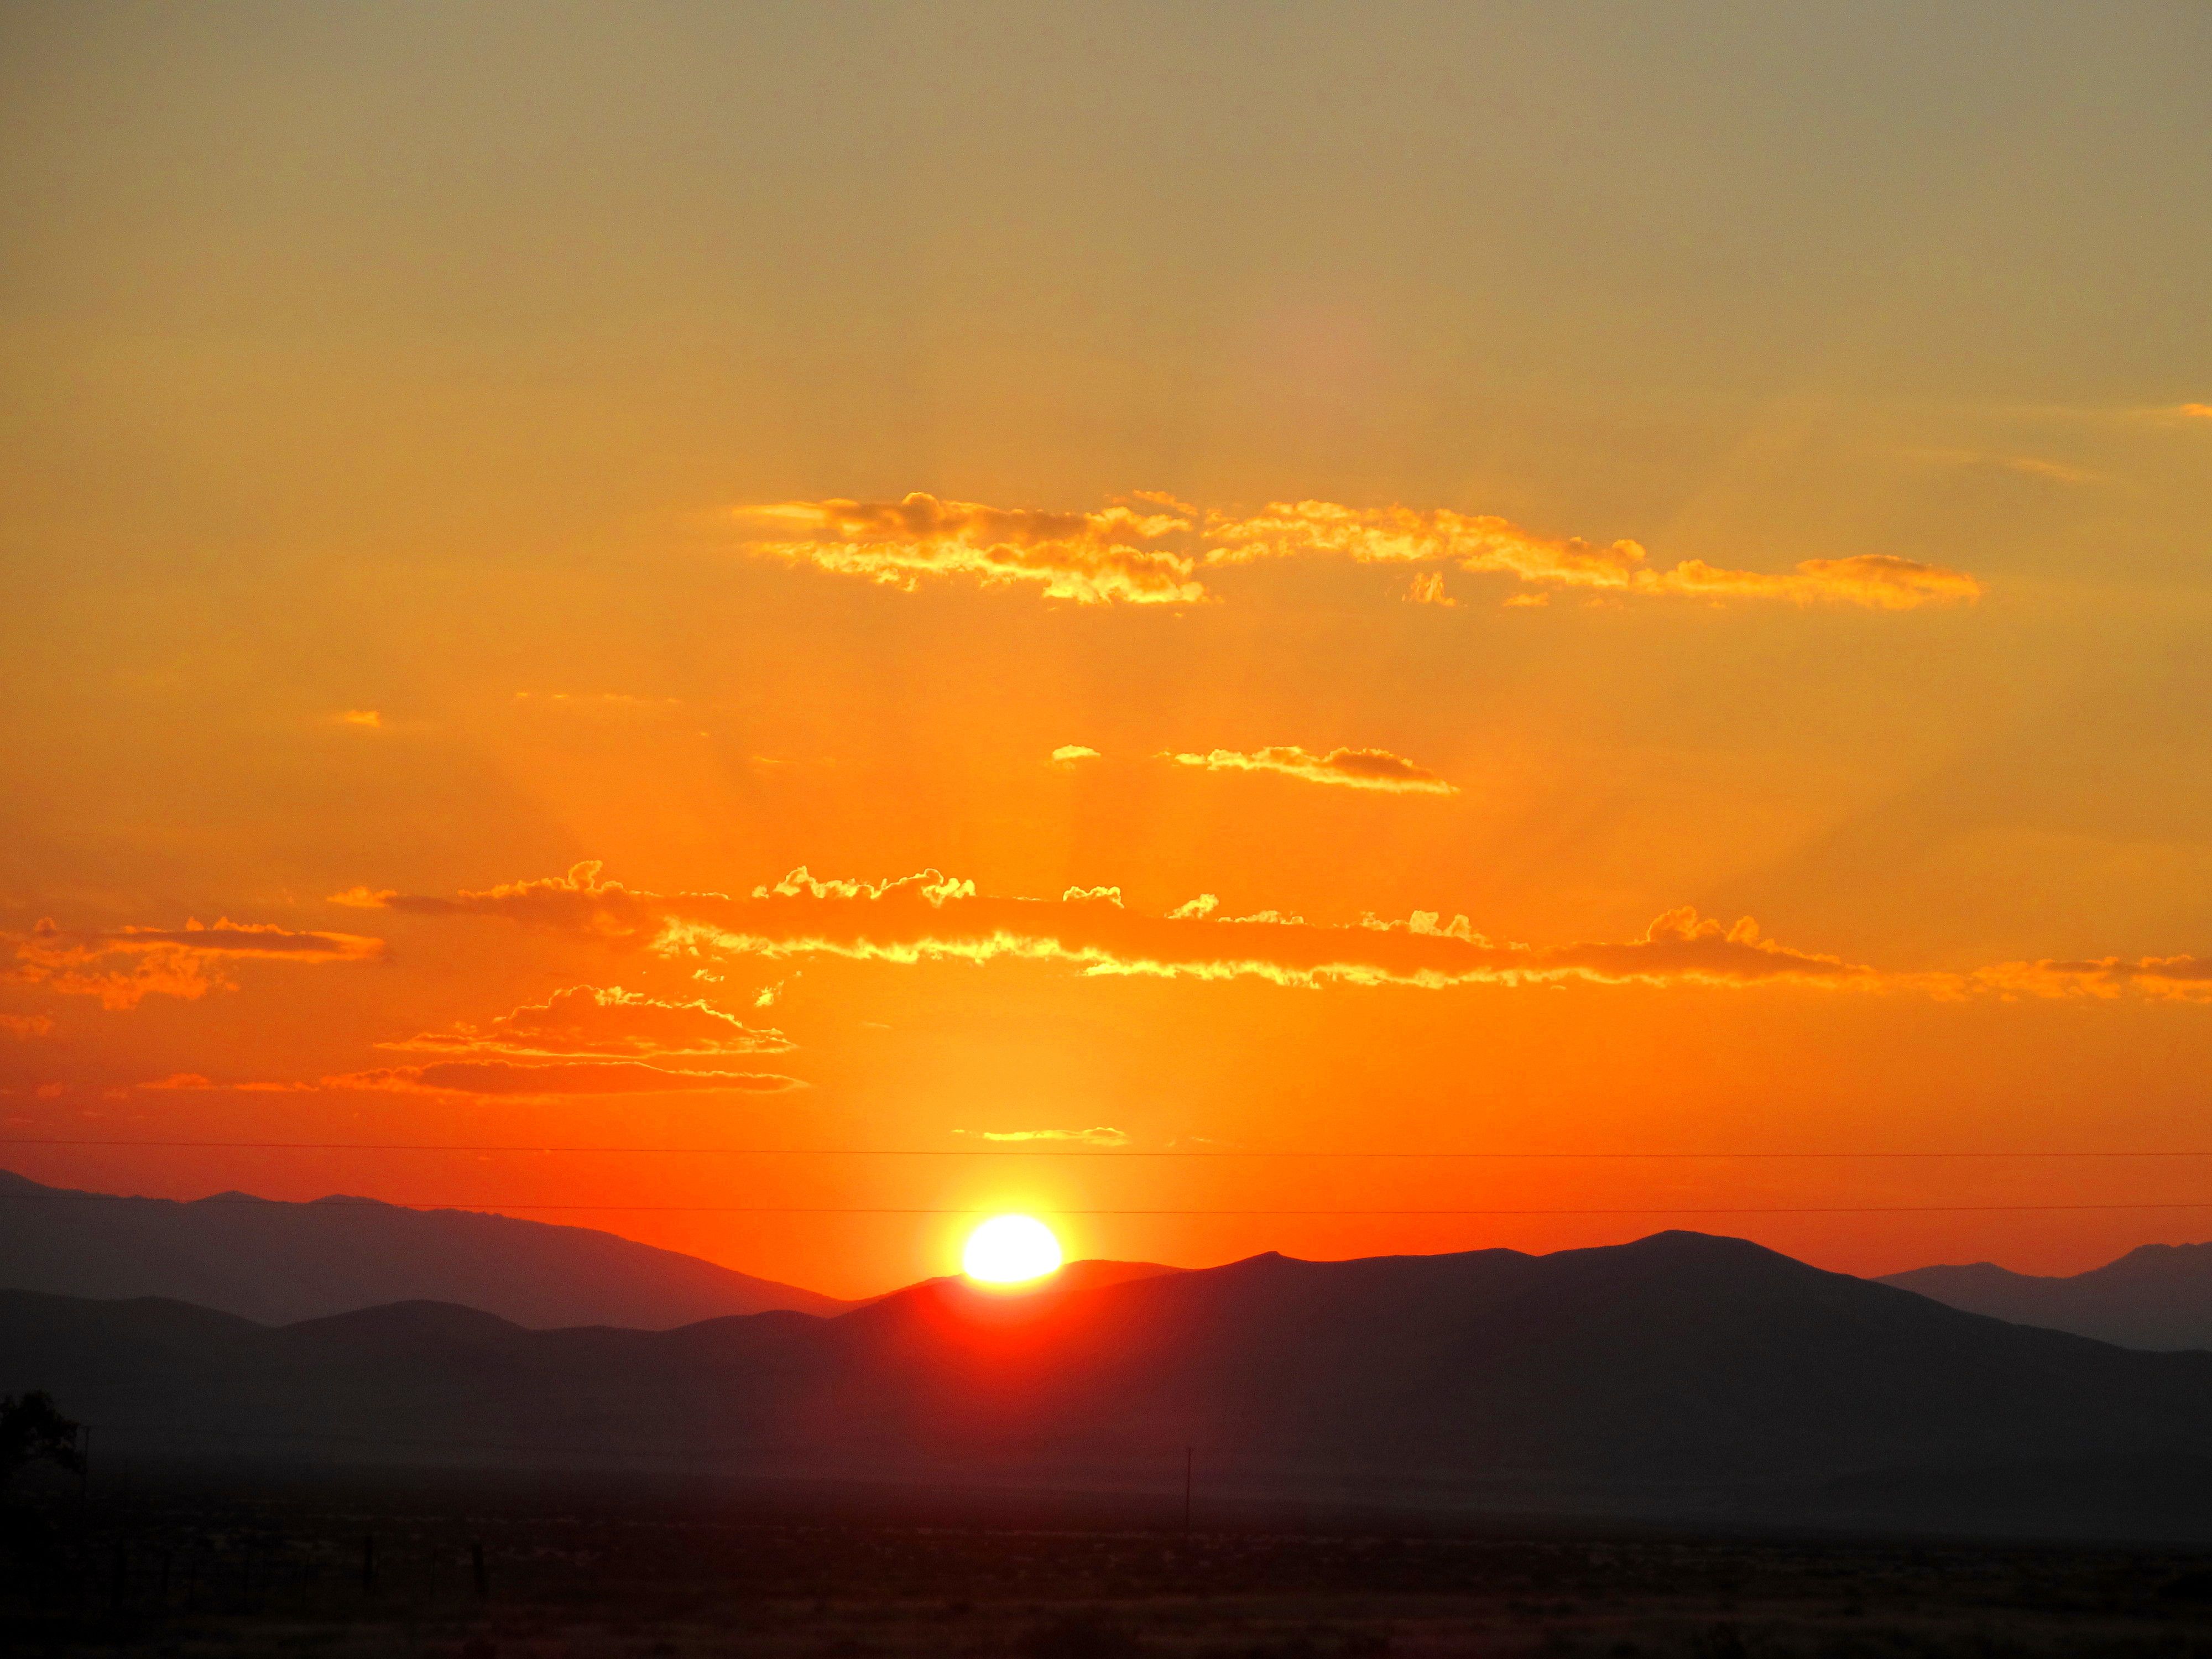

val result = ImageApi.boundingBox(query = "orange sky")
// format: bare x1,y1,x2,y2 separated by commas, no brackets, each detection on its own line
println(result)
3,4,2211,1298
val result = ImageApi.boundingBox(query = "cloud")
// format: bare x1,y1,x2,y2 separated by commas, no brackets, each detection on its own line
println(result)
139,1072,315,1093
1203,500,1983,610
327,1060,800,1097
364,864,2212,1006
656,889,1878,990
0,1014,55,1039
390,984,792,1058
2176,404,2212,420
957,1126,1131,1146
328,886,398,909
1162,745,1456,796
1051,745,1102,766
1917,450,2099,487
732,493,1205,606
1966,954,2212,1003
338,709,382,730
363,864,1878,994
143,1055,801,1098
1406,572,1457,607
733,492,1981,610
2002,458,2094,484
5,919,386,1010
368,861,664,937
513,692,686,717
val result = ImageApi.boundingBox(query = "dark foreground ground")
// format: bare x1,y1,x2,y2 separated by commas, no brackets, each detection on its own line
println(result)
10,1468,2212,1658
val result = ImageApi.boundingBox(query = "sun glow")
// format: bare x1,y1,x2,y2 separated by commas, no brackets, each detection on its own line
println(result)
962,1214,1063,1285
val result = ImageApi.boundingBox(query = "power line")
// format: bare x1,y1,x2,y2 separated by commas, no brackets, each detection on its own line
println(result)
6,1194,2212,1216
9,1139,2212,1160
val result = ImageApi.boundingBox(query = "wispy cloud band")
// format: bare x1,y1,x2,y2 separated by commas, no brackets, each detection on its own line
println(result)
389,984,790,1058
145,1058,801,1098
353,863,2211,1006
733,491,1981,612
1162,745,1455,795
733,494,1203,606
6,920,385,1010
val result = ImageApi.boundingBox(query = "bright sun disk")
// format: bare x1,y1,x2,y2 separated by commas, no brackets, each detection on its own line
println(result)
962,1214,1063,1285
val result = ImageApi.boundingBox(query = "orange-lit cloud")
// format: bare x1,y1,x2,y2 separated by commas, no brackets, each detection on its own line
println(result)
1918,450,2099,486
391,984,791,1057
513,691,686,717
138,1053,801,1106
5,919,386,1010
362,864,1872,993
363,864,2212,1008
1406,572,1457,607
958,1126,1130,1146
1203,501,1984,610
1162,745,1456,796
1051,744,1102,766
146,1061,800,1097
329,1060,800,1097
0,1014,55,1039
733,492,1982,610
139,1073,315,1094
338,709,382,729
367,862,661,937
656,891,1874,990
2176,403,2212,420
733,493,1204,605
1968,954,2212,1003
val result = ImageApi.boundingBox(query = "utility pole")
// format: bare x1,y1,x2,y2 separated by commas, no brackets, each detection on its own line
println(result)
79,1425,90,1502
1182,1446,1193,1535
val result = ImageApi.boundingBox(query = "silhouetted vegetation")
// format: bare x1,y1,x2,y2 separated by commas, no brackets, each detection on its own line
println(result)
0,1391,81,1492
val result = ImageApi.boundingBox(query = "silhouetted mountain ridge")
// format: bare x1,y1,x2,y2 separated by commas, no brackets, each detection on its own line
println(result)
0,1167,849,1327
10,1229,2212,1536
1880,1240,2212,1350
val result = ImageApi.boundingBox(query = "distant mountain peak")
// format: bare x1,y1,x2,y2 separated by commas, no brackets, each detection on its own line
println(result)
0,1165,852,1329
1881,1240,2212,1352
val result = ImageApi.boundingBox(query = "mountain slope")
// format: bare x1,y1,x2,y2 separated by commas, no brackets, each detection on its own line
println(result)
9,1230,2212,1535
1881,1241,2212,1350
0,1168,850,1327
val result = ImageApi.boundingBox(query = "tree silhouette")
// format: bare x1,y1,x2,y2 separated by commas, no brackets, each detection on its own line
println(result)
0,1392,82,1492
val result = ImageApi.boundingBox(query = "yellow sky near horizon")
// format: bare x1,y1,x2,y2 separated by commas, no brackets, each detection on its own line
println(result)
3,2,2210,1297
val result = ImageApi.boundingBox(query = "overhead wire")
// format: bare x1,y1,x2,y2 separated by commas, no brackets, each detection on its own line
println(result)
7,1194,2212,1217
8,1139,2212,1159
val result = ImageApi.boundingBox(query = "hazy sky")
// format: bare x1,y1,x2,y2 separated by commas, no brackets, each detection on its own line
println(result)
3,3,2210,1296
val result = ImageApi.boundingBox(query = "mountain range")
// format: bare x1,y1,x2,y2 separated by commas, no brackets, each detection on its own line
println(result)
0,1167,849,1327
10,1229,2212,1538
1879,1244,2212,1350
15,1165,2212,1357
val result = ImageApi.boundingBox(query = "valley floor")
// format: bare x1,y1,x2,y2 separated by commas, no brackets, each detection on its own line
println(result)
8,1475,2212,1658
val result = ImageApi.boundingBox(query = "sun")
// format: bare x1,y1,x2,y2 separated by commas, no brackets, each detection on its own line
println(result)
962,1214,1063,1285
